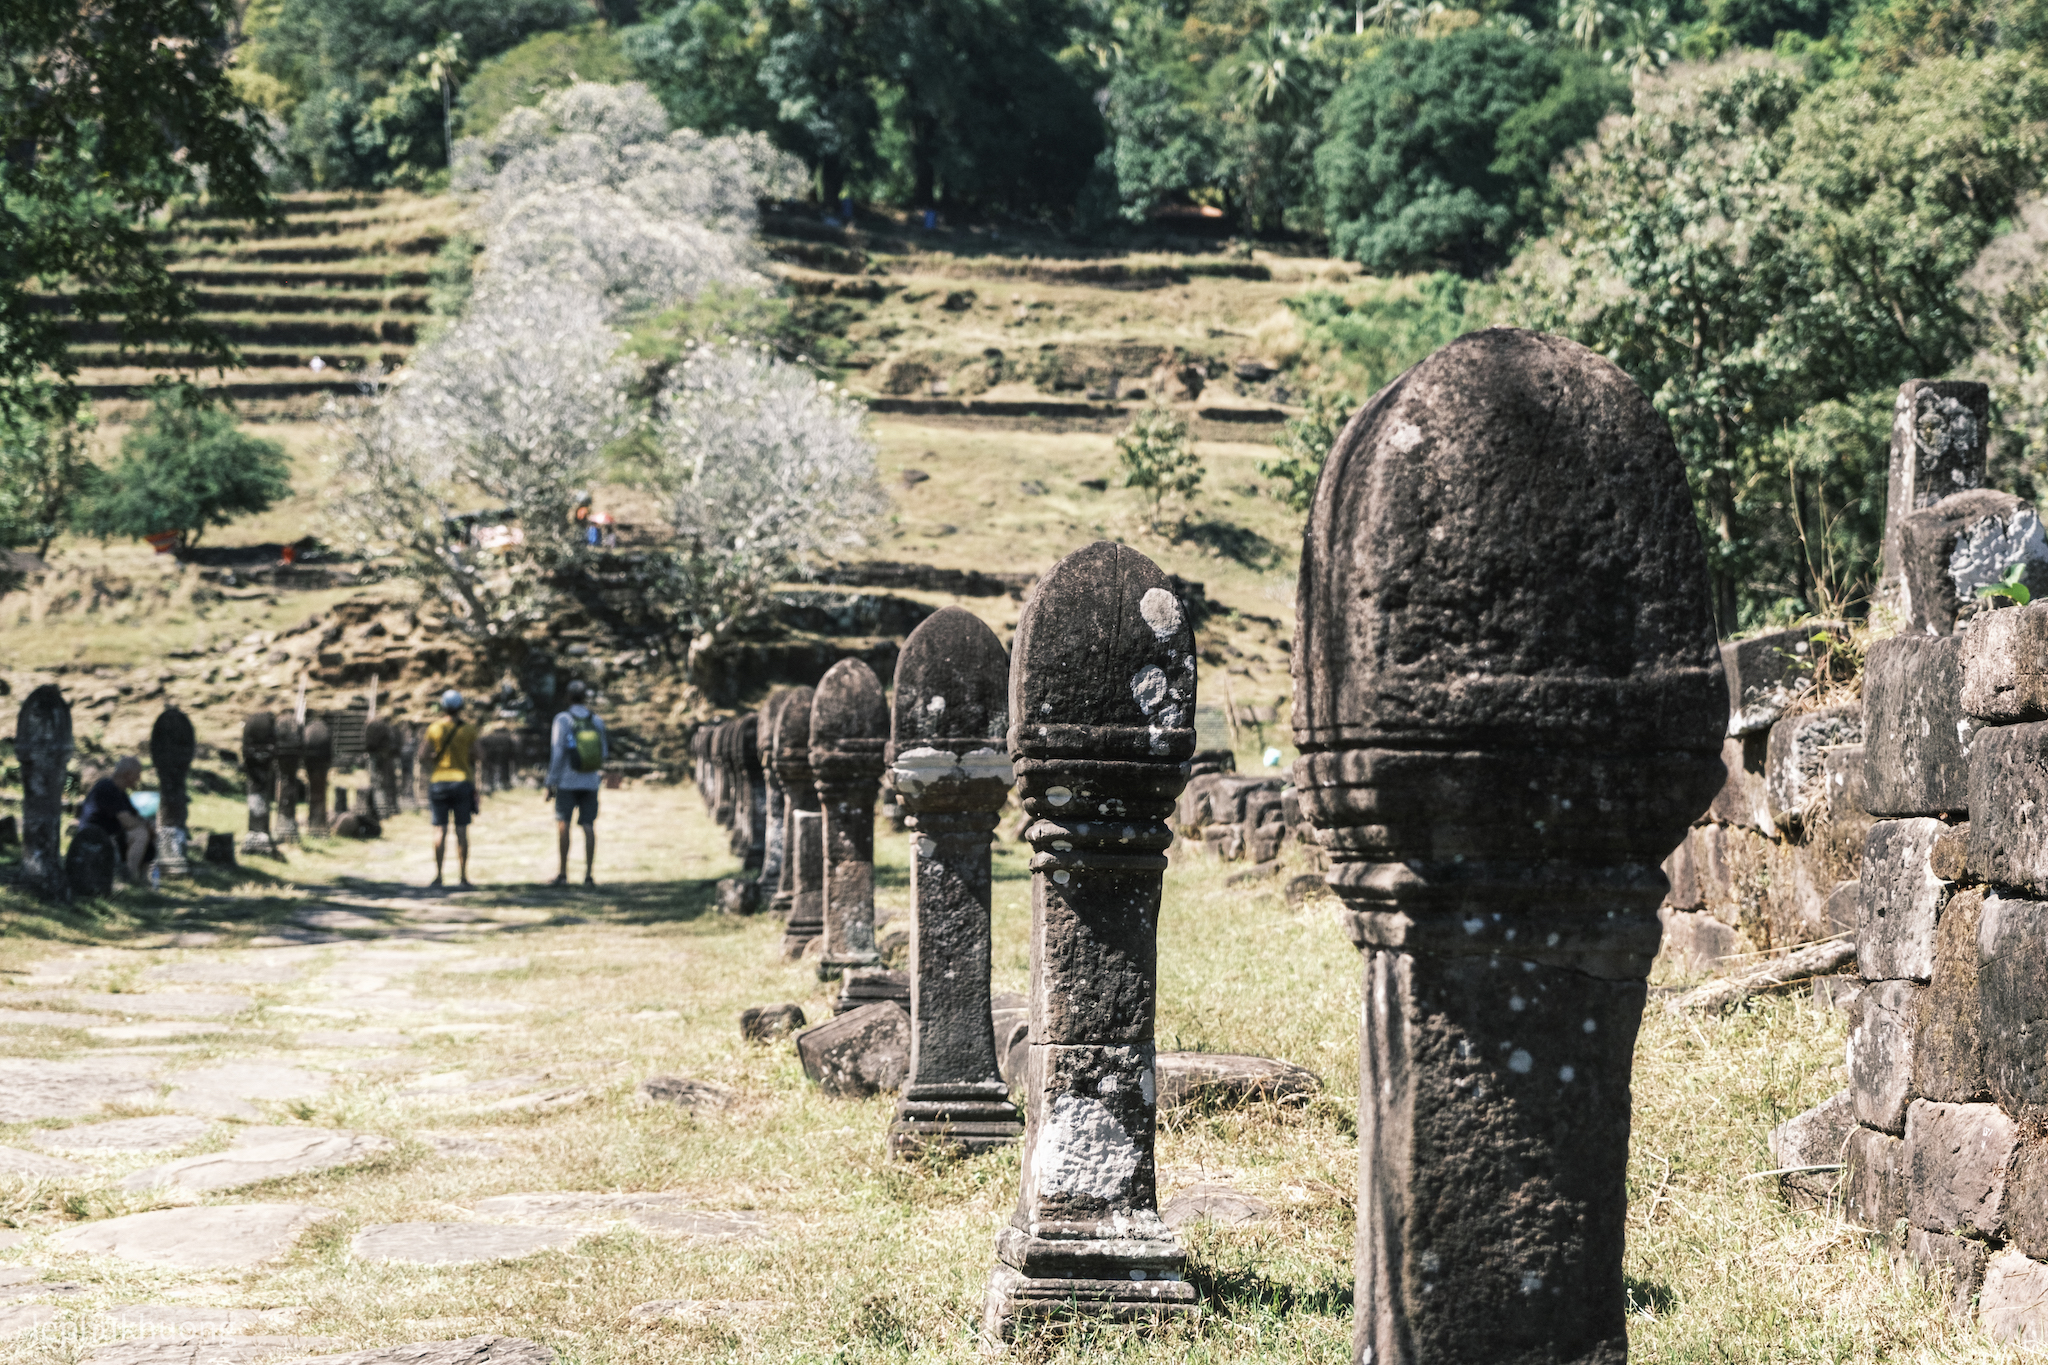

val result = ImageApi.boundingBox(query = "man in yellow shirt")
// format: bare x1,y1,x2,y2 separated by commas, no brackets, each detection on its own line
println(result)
420,689,481,888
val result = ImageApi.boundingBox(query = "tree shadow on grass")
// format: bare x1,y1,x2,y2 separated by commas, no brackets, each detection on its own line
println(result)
1177,519,1281,571
1184,1260,1352,1318
1625,1275,1678,1317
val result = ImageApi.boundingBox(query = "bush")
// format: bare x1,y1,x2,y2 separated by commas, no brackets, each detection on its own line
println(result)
81,388,291,547
1116,407,1202,532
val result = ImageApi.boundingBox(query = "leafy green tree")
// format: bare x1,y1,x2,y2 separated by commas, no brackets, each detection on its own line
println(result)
3,0,274,420
81,388,293,549
1315,28,1625,273
1116,406,1203,531
0,384,102,590
459,27,637,140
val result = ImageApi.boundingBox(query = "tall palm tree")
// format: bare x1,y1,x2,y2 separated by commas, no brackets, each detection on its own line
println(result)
416,35,468,170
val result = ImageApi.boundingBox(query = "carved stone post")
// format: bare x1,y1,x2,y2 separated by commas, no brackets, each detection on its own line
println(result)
1292,330,1726,1365
736,713,765,873
774,686,820,953
364,720,397,820
811,659,887,982
17,685,73,902
241,713,279,857
713,721,739,833
758,695,788,898
273,715,304,846
982,542,1199,1338
1879,379,1990,615
149,707,196,878
303,717,333,835
888,607,1023,1158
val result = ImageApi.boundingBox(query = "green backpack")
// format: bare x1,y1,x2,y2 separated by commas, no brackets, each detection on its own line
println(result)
569,714,603,773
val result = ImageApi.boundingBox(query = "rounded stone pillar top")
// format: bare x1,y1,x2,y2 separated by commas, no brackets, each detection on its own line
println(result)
275,715,304,761
758,694,785,764
16,684,73,755
362,718,393,756
302,718,333,763
1292,328,1726,868
244,712,278,759
149,707,195,771
889,606,1009,761
1009,540,1196,764
736,713,762,773
772,685,818,784
810,659,889,772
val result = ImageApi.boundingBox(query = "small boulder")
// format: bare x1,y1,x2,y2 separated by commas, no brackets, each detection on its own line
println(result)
1156,1052,1321,1111
739,1004,805,1043
1768,1090,1855,1212
203,832,238,865
715,878,759,915
794,1001,909,1099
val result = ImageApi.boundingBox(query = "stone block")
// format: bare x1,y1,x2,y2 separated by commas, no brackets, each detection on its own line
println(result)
1246,823,1284,864
1915,887,1988,1105
1963,601,2048,721
1201,825,1244,861
738,1003,805,1043
1766,706,1863,832
1768,1090,1854,1212
1766,840,1833,948
1725,629,1831,737
2001,1138,2048,1260
1155,1052,1321,1111
1931,822,1969,881
1898,489,2048,636
1662,833,1702,910
1850,980,1921,1133
714,878,758,915
794,1001,909,1098
1905,1098,2015,1237
1968,722,2048,893
64,827,116,898
1694,822,1773,929
1826,880,1861,935
1707,735,1773,831
1845,1125,1907,1233
1656,906,1747,975
1978,895,2048,1117
1813,975,1863,1013
1906,1227,1990,1321
1863,634,1977,817
1981,1249,2048,1345
1857,819,1950,983
1814,744,1876,883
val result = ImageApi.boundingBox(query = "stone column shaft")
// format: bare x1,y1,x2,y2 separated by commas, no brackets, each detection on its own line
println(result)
151,706,196,878
242,712,278,857
810,659,888,982
304,718,333,836
17,685,73,902
774,686,820,951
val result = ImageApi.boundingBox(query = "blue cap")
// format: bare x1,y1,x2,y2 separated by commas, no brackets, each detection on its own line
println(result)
441,690,464,710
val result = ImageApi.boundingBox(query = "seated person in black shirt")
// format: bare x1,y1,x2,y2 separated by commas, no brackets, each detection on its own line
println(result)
81,756,150,882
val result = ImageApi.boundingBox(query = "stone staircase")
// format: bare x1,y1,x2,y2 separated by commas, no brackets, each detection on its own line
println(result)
66,192,458,413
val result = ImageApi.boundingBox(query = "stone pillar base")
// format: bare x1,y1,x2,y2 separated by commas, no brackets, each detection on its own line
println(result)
889,1088,1021,1158
156,827,190,879
817,951,876,982
241,832,277,857
779,929,820,960
980,1264,1196,1345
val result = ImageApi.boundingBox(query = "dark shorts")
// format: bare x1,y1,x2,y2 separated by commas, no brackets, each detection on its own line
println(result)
429,781,475,828
555,788,599,827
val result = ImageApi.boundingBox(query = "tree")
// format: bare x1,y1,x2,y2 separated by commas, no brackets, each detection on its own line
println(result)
0,384,101,590
1315,28,1625,273
3,0,275,421
1116,406,1203,531
81,387,293,548
647,344,886,680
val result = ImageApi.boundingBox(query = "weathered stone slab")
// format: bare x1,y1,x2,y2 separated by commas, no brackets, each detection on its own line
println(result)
98,1305,304,1331
1845,1125,1906,1232
1963,601,2048,722
0,1146,90,1178
1899,489,2048,635
1656,907,1747,975
30,1116,209,1153
54,1204,338,1268
635,1076,732,1111
1661,833,1701,910
469,1193,766,1240
1858,819,1950,983
1862,634,1976,817
166,1063,330,1118
295,1030,410,1050
1905,1098,2016,1237
350,1224,578,1265
148,957,309,985
1981,1248,2048,1345
0,1057,159,1122
1724,630,1829,737
1915,887,1988,1105
1706,735,1772,831
120,1129,393,1194
1815,744,1876,882
0,1008,110,1028
1155,1053,1321,1111
1968,722,2048,893
90,1021,233,1041
2002,1136,2048,1260
1850,980,1921,1133
1161,1183,1272,1229
85,993,254,1018
794,1001,909,1098
626,1301,779,1325
1906,1227,1990,1321
285,1337,554,1365
1977,894,2048,1118
0,1304,57,1337
1767,1091,1853,1212
1765,706,1861,831
83,1336,345,1365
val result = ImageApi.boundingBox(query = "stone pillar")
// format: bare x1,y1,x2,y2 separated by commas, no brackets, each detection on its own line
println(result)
396,719,422,812
1880,379,1990,614
982,542,1199,1339
758,694,788,899
713,720,739,833
149,706,196,878
273,715,304,846
775,686,822,953
888,606,1023,1159
303,717,333,835
364,720,398,820
811,659,887,983
737,713,766,874
1291,329,1726,1365
16,685,73,902
241,713,278,857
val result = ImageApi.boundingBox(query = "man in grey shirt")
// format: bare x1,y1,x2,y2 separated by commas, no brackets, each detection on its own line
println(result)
546,680,608,886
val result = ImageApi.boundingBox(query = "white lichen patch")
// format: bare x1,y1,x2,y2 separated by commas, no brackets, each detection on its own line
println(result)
1032,1093,1140,1203
1131,666,1170,715
1138,588,1182,640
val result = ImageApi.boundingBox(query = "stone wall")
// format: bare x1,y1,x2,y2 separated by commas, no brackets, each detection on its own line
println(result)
1657,625,1866,972
1770,599,2048,1339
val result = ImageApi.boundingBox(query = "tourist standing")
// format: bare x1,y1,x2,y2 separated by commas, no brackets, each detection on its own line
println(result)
420,690,480,888
547,680,608,886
